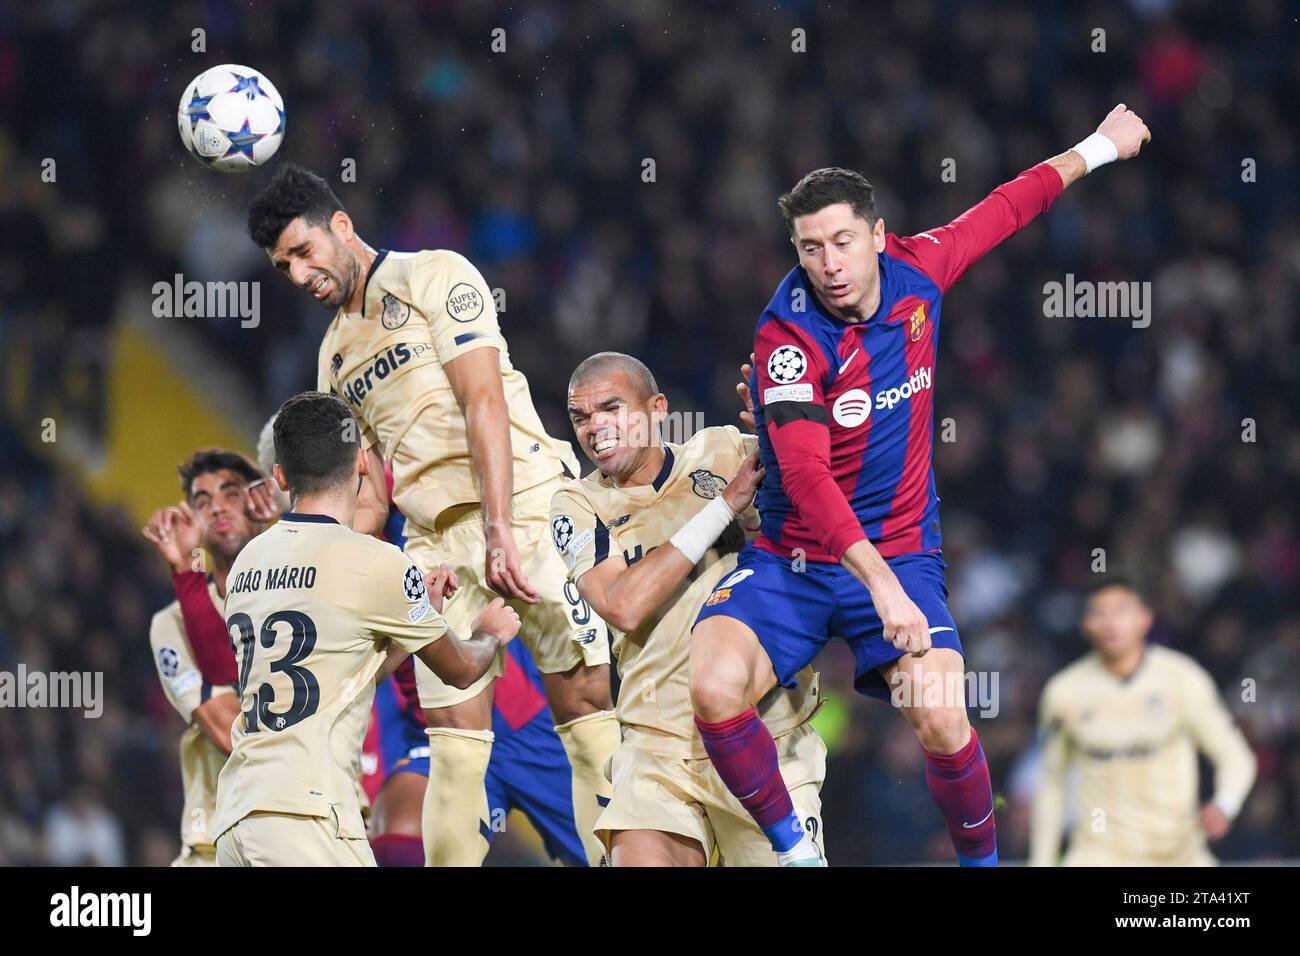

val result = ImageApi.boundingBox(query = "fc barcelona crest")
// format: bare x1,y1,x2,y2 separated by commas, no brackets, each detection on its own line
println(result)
689,469,727,499
381,292,411,330
908,303,927,342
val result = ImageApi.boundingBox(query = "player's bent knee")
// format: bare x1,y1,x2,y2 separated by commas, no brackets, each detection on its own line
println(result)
689,617,764,721
912,706,971,754
688,662,751,723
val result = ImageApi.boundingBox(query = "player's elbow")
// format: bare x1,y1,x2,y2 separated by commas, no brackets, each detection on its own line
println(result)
445,665,477,691
447,654,491,691
603,605,644,634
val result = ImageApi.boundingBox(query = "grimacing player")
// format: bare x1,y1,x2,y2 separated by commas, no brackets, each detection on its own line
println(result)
247,167,617,865
552,352,827,866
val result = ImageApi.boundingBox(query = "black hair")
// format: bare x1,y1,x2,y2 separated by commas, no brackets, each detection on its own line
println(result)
778,167,878,235
247,163,346,249
568,351,659,401
1084,575,1146,605
178,449,262,499
271,391,360,499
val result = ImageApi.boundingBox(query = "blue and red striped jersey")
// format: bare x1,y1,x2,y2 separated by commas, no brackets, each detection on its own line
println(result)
752,163,1063,563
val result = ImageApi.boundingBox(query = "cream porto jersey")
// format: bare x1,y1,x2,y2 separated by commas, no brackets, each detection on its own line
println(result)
316,248,579,530
211,513,447,840
1031,644,1257,864
149,585,236,851
550,425,821,758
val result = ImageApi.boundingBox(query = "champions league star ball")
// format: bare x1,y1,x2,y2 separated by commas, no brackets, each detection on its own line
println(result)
177,64,285,172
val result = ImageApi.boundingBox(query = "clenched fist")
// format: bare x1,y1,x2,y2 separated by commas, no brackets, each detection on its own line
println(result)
1097,103,1151,161
473,596,522,645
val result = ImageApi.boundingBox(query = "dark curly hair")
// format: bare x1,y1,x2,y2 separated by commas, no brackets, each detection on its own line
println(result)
247,163,346,249
272,391,361,500
778,167,878,235
178,449,262,499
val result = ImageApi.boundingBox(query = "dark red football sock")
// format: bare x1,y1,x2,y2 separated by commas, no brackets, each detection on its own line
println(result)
923,727,998,864
695,708,802,851
371,833,424,867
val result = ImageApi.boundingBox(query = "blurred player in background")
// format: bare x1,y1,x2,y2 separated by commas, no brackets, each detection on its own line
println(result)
142,449,275,865
690,105,1152,865
213,392,519,866
552,352,826,866
1029,579,1257,866
248,167,616,866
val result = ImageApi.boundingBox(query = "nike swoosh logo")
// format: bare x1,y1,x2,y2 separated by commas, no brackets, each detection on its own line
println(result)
928,626,954,634
962,807,994,829
837,349,860,374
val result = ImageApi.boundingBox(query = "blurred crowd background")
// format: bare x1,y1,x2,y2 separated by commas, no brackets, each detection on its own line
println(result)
2,0,1297,864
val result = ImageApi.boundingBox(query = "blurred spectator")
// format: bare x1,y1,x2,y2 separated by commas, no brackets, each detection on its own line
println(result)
43,787,127,868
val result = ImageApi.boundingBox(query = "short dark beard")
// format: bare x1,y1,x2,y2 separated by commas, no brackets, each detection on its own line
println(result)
336,251,363,308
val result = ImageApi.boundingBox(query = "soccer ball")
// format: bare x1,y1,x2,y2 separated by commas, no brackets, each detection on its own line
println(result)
177,64,285,172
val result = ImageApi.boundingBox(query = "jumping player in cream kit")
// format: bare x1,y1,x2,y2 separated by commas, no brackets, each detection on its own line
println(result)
552,352,827,865
248,166,618,865
212,391,520,866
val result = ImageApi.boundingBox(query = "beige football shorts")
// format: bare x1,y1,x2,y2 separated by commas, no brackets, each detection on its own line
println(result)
594,722,827,866
215,809,376,867
403,476,610,710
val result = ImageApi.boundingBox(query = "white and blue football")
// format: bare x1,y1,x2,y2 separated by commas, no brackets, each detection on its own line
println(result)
177,64,285,172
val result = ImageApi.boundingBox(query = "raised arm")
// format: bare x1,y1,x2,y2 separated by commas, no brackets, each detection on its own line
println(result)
891,103,1151,292
143,505,239,685
1048,103,1152,190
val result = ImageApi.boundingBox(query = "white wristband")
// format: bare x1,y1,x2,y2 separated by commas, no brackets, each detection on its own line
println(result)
669,496,735,566
1071,132,1118,174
